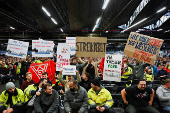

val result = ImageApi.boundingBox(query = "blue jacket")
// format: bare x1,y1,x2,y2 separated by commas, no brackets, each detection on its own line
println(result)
149,66,157,75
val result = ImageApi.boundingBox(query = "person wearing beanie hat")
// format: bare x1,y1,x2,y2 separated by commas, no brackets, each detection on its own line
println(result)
88,79,114,113
0,82,24,113
6,82,15,91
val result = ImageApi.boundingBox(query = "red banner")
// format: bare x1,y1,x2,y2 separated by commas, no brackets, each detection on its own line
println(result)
28,60,56,84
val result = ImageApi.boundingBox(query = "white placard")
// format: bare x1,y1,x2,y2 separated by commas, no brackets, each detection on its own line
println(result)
32,39,54,57
62,65,76,75
6,39,29,58
66,37,76,55
56,45,70,71
103,54,122,82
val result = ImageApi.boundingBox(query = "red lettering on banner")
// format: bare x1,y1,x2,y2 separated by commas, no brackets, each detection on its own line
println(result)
133,50,140,59
57,62,70,68
148,39,163,48
133,50,153,63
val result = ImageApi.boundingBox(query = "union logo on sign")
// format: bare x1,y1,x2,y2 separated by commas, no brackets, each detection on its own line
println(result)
30,63,48,79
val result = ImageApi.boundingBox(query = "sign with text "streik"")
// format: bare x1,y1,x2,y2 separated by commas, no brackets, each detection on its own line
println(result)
124,32,164,64
76,37,107,57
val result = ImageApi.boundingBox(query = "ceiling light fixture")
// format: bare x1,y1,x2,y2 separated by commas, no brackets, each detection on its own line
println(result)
96,17,101,25
102,0,110,10
10,27,15,29
92,25,97,32
42,6,51,17
157,29,163,31
51,18,57,24
122,18,147,32
157,7,166,13
60,29,63,32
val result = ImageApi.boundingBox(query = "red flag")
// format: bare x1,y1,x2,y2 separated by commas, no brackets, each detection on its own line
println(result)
28,60,56,84
99,58,105,79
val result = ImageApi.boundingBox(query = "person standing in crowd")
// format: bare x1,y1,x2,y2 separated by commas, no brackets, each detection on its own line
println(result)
32,83,59,113
26,58,32,72
88,79,114,113
58,70,81,92
164,62,170,73
156,65,168,80
0,63,7,84
15,58,27,87
64,79,88,113
80,57,101,79
144,69,154,81
12,78,47,113
149,64,157,75
1,63,16,83
79,72,91,91
70,57,88,76
21,72,36,91
42,72,52,85
127,59,150,79
156,77,170,113
121,59,132,86
0,82,24,113
121,79,159,113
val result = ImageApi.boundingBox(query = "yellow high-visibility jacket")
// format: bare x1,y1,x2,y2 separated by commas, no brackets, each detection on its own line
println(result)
0,88,24,108
88,87,113,109
121,67,132,79
24,84,38,103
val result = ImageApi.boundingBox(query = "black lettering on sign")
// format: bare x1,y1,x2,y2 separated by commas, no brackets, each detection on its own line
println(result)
76,42,106,52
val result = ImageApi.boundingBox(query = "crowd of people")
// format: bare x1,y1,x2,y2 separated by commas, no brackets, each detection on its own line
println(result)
0,54,170,113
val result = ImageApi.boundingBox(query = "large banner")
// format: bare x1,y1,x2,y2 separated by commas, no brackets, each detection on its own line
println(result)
63,65,76,75
76,37,107,57
28,60,56,84
6,39,29,58
66,37,76,56
56,45,70,71
103,54,122,82
32,39,54,57
124,32,164,64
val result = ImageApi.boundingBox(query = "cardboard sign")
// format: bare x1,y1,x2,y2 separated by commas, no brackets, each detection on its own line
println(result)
32,39,54,57
124,32,164,64
56,45,70,71
76,37,107,57
103,54,122,82
62,65,76,75
6,39,29,58
66,37,76,55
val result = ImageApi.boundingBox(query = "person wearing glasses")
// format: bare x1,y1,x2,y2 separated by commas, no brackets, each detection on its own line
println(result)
121,79,159,113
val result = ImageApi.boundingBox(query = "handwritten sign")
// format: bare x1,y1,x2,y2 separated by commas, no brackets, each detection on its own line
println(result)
124,32,164,64
62,65,76,75
56,45,70,71
6,39,29,58
76,37,107,57
66,37,76,56
32,39,54,57
103,54,122,82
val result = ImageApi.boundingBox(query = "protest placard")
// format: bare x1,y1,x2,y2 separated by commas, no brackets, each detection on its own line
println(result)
66,37,76,56
6,39,29,58
62,65,76,75
76,37,107,57
56,45,70,71
124,32,164,64
32,39,54,57
103,54,122,82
